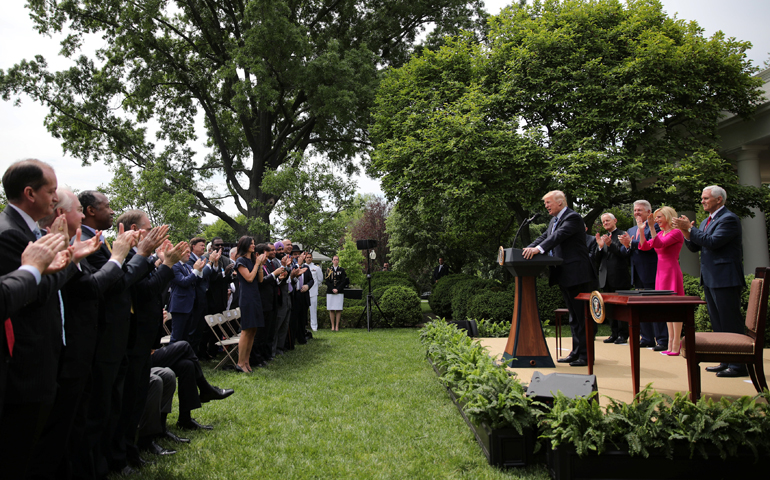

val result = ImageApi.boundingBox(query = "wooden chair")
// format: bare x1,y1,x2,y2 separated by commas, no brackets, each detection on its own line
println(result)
159,312,172,345
685,267,769,399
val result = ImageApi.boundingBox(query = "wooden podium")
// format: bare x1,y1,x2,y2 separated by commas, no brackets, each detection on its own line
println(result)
498,247,562,368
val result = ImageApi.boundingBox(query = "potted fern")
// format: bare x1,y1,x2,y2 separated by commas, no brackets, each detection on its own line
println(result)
540,386,770,479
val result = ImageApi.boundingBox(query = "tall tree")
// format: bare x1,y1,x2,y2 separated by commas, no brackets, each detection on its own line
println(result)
1,0,486,240
371,0,767,243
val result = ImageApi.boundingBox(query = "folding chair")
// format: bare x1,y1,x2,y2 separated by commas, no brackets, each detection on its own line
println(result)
160,312,172,345
205,314,240,370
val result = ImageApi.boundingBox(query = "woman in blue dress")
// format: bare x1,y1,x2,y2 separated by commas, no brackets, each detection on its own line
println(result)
235,235,266,373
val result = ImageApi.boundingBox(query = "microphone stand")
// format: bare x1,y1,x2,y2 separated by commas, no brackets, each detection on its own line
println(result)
511,213,541,249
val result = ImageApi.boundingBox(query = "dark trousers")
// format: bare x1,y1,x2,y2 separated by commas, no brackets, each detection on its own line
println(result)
603,285,629,339
0,402,51,480
138,367,176,440
187,299,207,353
704,285,744,370
561,281,594,360
27,373,90,480
291,293,309,345
169,311,192,343
151,341,207,413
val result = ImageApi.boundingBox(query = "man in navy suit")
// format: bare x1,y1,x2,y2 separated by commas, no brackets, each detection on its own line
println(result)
186,236,219,356
168,248,208,343
523,190,598,367
619,200,667,350
674,185,746,378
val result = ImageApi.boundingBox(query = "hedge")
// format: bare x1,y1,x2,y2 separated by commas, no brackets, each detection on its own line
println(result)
450,278,502,322
466,290,515,324
429,274,474,319
363,271,419,296
317,305,365,329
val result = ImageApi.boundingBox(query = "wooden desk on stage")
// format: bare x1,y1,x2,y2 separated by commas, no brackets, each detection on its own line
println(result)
576,293,706,401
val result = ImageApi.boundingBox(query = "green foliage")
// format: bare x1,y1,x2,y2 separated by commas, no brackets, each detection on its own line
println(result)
371,0,766,252
316,305,365,329
364,270,419,296
420,319,536,432
534,277,566,325
475,318,513,338
450,278,502,322
467,290,515,324
379,286,423,328
429,274,475,318
102,163,201,242
3,0,486,239
336,235,365,288
262,157,356,256
202,215,248,243
539,385,770,461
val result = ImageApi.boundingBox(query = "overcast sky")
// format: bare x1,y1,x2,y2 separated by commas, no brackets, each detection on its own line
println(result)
2,1,768,219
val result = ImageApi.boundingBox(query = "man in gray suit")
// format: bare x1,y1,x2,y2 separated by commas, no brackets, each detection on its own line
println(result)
673,185,746,378
523,190,598,367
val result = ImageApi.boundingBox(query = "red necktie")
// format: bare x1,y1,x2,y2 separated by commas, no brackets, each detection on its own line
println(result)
4,318,14,357
705,216,712,230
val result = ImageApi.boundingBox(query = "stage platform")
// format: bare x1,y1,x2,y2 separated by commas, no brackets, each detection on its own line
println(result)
478,336,769,405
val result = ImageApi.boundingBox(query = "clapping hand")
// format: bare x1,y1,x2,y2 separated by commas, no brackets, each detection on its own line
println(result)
595,232,604,248
45,214,70,243
136,225,170,257
163,241,188,267
44,247,74,274
22,233,67,274
619,232,631,249
72,228,103,263
193,257,206,271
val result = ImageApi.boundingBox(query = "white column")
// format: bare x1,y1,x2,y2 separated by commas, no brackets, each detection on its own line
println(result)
736,146,770,275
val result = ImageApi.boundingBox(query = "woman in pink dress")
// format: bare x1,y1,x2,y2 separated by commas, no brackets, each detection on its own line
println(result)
639,206,685,355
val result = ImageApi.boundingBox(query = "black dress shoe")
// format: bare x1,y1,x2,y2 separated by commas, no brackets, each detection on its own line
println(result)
163,429,190,444
603,335,618,344
614,337,628,344
200,386,235,403
557,354,579,364
144,441,176,456
653,343,667,351
120,465,137,476
569,358,588,367
639,341,655,348
705,364,728,373
177,418,214,431
716,367,749,378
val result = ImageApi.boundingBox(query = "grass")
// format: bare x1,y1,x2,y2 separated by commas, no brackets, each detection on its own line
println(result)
129,329,549,479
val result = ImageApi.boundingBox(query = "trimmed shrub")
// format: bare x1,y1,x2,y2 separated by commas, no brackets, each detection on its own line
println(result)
364,270,419,295
450,278,502,322
379,285,423,327
475,317,512,338
683,273,703,298
429,273,474,319
466,290,515,324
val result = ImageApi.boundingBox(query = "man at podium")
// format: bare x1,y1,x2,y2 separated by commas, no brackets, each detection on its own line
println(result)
522,190,598,366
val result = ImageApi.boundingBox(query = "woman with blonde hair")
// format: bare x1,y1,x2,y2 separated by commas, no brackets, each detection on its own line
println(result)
639,206,685,355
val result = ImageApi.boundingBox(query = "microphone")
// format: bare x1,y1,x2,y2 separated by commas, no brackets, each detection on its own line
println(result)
511,213,544,249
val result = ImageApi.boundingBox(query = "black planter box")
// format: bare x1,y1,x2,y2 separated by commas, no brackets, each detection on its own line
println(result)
547,444,770,480
430,360,537,468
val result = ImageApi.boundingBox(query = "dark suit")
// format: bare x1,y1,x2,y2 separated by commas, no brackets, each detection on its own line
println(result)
596,229,632,339
433,263,450,283
186,253,216,353
0,206,77,479
586,234,598,275
528,207,597,360
685,207,744,370
290,265,314,347
117,251,175,467
168,261,203,343
77,226,152,477
620,223,666,345
29,256,124,479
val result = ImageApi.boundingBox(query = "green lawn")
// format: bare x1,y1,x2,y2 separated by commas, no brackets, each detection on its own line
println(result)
131,329,549,479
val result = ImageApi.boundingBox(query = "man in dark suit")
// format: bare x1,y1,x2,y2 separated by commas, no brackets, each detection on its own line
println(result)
254,243,286,364
168,248,208,344
595,213,632,344
30,188,132,479
272,241,293,356
619,200,667,350
76,190,167,477
202,237,232,357
674,185,746,378
523,190,597,367
0,160,89,479
186,236,219,355
290,245,314,346
114,210,186,468
433,257,450,283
